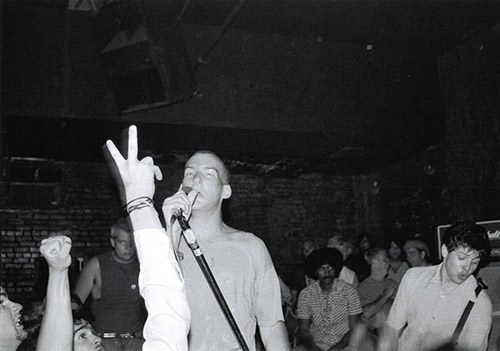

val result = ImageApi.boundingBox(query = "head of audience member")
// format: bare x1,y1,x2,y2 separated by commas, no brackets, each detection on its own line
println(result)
73,318,104,351
0,285,28,351
182,150,232,212
327,234,352,261
305,248,344,290
302,240,318,259
441,221,491,285
364,248,390,278
387,237,405,262
109,217,135,263
356,232,372,253
404,239,431,268
18,298,44,347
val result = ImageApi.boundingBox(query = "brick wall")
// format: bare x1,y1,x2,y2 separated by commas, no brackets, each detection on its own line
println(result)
1,160,378,303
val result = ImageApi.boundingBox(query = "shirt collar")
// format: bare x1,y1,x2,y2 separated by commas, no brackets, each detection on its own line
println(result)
426,263,477,300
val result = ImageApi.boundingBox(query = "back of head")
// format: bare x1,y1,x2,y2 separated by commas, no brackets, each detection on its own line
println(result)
443,221,491,258
302,240,318,258
305,248,344,279
327,234,352,259
327,234,347,248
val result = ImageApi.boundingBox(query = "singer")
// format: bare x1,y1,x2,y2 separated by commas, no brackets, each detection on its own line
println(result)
163,151,290,351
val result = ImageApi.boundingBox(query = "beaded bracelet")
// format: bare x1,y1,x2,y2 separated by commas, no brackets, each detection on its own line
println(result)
123,196,154,214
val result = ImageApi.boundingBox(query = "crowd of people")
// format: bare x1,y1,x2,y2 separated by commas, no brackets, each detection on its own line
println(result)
0,125,493,351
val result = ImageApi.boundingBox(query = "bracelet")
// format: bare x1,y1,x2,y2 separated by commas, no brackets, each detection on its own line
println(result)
123,197,154,214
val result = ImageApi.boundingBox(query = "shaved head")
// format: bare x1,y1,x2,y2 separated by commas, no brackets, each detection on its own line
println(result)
188,151,230,184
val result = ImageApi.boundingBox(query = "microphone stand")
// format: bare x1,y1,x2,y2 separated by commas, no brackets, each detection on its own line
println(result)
176,213,250,351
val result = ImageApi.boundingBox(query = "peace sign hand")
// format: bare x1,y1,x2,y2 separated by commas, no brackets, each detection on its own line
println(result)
105,125,163,204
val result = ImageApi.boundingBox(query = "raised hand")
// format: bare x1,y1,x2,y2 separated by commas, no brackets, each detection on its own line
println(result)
40,236,72,272
162,185,198,226
383,279,399,299
105,125,163,204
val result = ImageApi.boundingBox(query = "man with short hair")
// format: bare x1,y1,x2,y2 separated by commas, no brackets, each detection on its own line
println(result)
74,218,146,351
295,248,362,351
357,248,398,331
403,239,432,268
380,221,492,351
162,150,289,351
327,234,359,287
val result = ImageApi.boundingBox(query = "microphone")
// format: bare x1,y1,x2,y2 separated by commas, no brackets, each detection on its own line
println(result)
171,186,199,249
171,186,194,220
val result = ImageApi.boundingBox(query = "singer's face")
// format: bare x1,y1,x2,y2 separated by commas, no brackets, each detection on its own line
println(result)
183,152,230,209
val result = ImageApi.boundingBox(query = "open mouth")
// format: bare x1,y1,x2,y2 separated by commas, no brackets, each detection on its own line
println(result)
15,315,24,328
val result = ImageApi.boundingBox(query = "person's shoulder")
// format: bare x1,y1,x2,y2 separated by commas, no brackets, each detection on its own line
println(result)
474,278,492,309
343,266,356,276
336,278,357,292
224,226,265,245
80,255,100,275
300,281,318,295
405,264,436,278
400,264,437,288
477,289,492,306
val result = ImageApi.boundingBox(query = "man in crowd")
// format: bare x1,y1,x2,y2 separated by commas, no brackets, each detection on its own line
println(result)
294,248,362,351
357,248,398,333
162,150,289,350
74,217,146,351
380,221,492,351
403,239,432,268
327,234,359,287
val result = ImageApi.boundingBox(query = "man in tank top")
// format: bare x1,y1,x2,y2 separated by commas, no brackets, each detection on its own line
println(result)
74,218,146,351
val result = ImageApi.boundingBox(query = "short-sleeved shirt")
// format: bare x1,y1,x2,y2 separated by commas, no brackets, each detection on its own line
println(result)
297,279,362,347
387,261,410,284
180,231,283,351
339,266,358,287
386,264,492,351
357,276,396,306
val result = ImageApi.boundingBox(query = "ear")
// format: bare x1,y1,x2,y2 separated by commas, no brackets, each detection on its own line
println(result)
110,237,116,248
441,244,448,259
222,184,232,199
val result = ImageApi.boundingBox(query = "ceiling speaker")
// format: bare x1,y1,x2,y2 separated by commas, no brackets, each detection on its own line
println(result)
95,0,196,113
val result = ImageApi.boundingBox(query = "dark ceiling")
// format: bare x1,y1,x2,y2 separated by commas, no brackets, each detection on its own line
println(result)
180,0,500,52
2,0,500,176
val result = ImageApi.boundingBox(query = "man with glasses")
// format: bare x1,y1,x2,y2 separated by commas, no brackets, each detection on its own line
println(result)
294,248,362,351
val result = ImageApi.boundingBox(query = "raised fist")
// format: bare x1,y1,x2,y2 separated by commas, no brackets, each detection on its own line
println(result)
40,235,72,272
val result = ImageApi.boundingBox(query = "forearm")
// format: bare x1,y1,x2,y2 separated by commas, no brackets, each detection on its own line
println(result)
260,321,290,351
129,206,163,231
134,228,190,351
37,269,72,351
362,295,391,319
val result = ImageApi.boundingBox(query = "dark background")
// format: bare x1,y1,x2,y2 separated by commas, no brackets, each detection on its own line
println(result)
1,0,500,306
